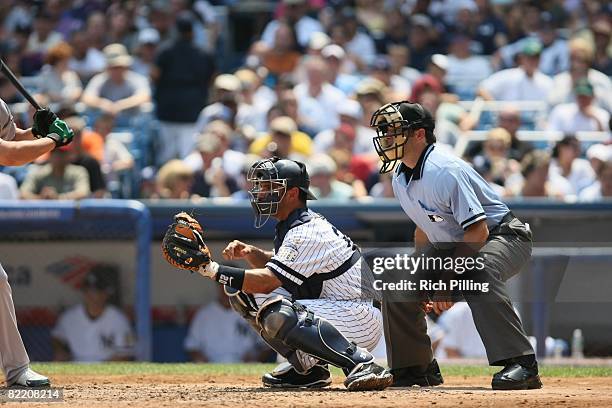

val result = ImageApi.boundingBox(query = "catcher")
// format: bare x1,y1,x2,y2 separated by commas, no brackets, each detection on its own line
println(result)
162,157,392,391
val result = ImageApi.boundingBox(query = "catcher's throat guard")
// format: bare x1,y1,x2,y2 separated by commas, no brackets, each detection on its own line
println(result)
370,101,430,174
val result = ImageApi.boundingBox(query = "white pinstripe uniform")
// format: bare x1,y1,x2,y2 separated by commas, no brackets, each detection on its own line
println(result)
0,98,31,385
255,208,382,370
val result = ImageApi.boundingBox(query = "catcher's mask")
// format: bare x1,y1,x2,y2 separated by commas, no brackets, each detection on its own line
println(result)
248,157,316,228
370,101,434,173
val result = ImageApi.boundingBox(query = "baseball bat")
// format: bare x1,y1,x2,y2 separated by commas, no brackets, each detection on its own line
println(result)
0,58,42,111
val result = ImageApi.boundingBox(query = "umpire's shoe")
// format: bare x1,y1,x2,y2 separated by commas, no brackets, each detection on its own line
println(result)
262,361,332,389
491,363,542,390
344,362,393,391
12,368,51,387
390,359,444,387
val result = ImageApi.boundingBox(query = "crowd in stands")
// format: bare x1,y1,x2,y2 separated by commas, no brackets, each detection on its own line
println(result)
0,0,610,203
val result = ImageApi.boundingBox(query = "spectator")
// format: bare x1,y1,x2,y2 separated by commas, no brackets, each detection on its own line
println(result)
85,11,107,51
20,147,91,200
549,135,596,195
63,115,107,198
321,44,360,97
277,88,314,136
0,172,18,200
260,22,302,77
387,44,421,89
81,43,151,124
307,153,353,200
293,57,346,135
547,79,610,133
336,7,376,69
131,28,160,77
549,37,612,112
472,0,508,56
407,14,436,72
591,19,612,76
368,56,411,101
52,267,134,362
152,13,215,164
472,127,518,189
260,0,323,49
37,42,82,104
369,172,394,198
190,132,239,199
580,159,612,202
107,7,136,51
249,115,312,159
195,74,241,133
155,159,194,199
436,302,487,359
26,9,62,57
185,285,270,363
445,32,492,99
68,30,106,83
507,150,570,199
478,39,553,101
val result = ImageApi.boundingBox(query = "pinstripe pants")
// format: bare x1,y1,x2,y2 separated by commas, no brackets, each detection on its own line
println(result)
254,288,383,371
0,262,30,385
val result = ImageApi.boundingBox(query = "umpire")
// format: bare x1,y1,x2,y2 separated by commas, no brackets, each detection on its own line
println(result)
370,101,542,390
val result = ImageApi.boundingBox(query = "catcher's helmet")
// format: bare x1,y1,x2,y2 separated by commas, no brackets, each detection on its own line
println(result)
248,157,317,228
370,101,434,173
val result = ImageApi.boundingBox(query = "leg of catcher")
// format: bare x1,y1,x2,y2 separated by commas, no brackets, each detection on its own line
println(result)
256,297,392,391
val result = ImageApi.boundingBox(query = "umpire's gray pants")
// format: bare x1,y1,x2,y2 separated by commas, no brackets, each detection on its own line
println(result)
383,216,535,368
0,262,30,385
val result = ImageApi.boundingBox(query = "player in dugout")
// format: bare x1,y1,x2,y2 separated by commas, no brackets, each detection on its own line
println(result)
0,97,73,387
162,157,393,391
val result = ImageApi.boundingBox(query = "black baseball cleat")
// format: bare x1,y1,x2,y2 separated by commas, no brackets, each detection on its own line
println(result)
262,362,332,389
491,363,543,390
343,362,393,391
390,358,444,387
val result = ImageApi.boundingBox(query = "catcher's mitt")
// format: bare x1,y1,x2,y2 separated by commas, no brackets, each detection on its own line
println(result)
162,212,211,272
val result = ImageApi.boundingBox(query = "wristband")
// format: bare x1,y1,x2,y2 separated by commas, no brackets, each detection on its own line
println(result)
215,264,245,291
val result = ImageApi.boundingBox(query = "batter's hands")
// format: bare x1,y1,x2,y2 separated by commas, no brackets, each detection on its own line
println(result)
222,240,254,260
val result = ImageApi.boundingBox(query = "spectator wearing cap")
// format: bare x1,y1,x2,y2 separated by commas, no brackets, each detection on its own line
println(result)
549,135,596,195
249,115,312,160
68,30,107,83
314,99,375,155
445,32,492,99
20,146,91,200
478,39,553,102
132,28,160,77
497,13,569,77
293,56,347,135
52,267,134,362
369,56,411,102
155,159,194,199
580,156,612,202
195,74,243,134
547,79,610,133
549,38,612,112
37,42,83,104
355,77,387,127
260,0,324,49
152,13,215,165
63,114,108,199
190,132,239,199
591,19,612,76
81,43,151,124
320,44,360,96
307,153,354,200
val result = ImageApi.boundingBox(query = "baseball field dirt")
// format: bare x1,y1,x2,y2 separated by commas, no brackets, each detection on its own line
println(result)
2,363,611,407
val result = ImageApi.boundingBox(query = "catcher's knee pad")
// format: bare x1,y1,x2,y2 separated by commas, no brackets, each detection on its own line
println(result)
257,297,374,371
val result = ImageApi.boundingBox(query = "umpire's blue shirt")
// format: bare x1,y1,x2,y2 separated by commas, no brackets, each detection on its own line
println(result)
392,144,509,243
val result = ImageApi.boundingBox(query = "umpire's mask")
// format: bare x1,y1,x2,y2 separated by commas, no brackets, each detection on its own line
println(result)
370,101,435,173
247,157,317,228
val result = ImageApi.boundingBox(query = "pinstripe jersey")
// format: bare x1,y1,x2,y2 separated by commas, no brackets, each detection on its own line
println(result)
266,208,366,301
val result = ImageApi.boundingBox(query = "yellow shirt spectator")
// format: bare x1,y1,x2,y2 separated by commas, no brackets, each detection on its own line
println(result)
249,116,313,158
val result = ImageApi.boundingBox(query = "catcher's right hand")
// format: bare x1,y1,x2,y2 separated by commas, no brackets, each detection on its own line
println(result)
162,212,211,273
